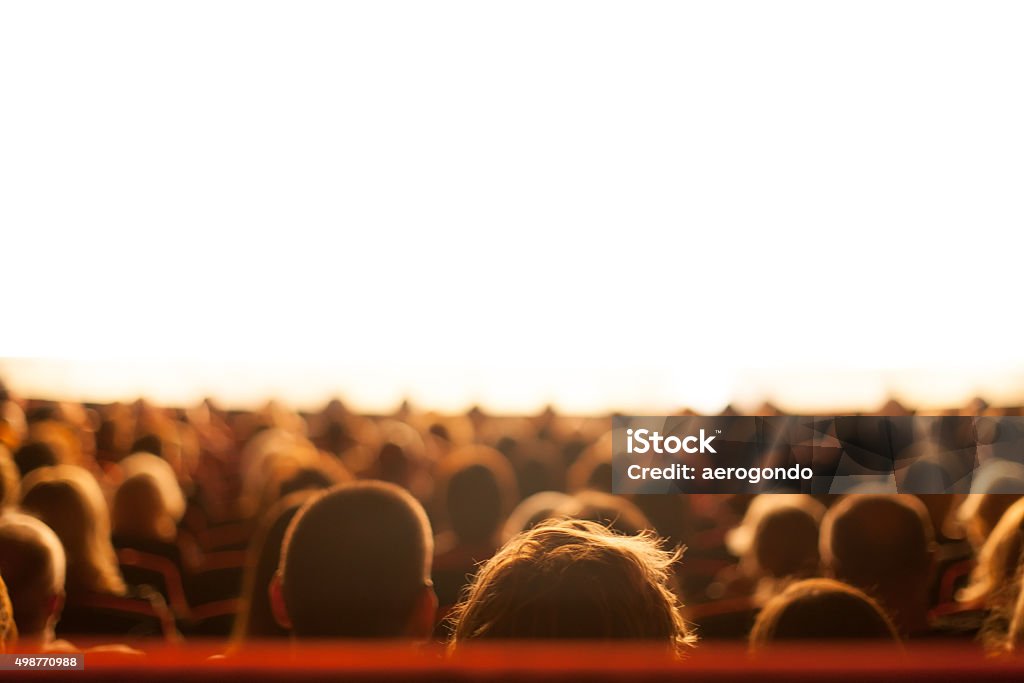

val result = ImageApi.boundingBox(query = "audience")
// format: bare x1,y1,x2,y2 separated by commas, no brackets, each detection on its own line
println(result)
2,384,1024,668
20,465,175,640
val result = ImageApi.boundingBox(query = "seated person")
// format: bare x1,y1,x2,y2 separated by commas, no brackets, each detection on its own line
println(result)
113,453,187,552
448,519,694,654
433,446,518,610
270,481,437,639
555,490,652,536
230,491,315,645
820,494,936,637
960,497,1024,613
111,454,191,616
20,465,176,640
727,494,824,593
501,491,572,543
749,578,900,649
0,512,73,652
692,494,825,639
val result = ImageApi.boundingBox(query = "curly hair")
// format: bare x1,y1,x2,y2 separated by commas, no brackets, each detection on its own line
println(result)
448,518,695,654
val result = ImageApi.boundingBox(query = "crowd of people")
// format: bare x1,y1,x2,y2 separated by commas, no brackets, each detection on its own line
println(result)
2,378,1024,660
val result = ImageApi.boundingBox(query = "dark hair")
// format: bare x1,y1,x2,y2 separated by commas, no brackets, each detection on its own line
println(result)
822,494,934,590
13,442,59,478
130,434,164,458
439,446,517,547
754,506,820,578
750,578,900,648
279,481,432,638
278,467,334,499
233,491,314,642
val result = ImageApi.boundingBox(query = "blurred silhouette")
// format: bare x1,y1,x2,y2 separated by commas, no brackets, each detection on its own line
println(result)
13,441,59,478
0,444,19,509
231,490,314,644
821,495,935,637
960,497,1024,611
432,446,517,612
0,512,70,652
501,491,573,543
555,490,652,536
20,465,175,640
0,572,14,652
750,578,900,649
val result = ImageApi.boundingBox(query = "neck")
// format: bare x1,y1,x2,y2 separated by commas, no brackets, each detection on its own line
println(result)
17,628,55,649
880,590,930,637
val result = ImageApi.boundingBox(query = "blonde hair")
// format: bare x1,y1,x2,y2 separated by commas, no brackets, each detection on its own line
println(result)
961,497,1024,607
0,573,15,652
0,445,19,509
449,519,694,654
20,465,126,596
1006,571,1024,652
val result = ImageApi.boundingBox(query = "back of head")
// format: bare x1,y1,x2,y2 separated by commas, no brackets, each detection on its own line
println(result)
567,437,613,493
13,442,59,478
750,578,899,649
449,519,693,652
958,461,1024,549
118,452,186,523
440,446,517,547
959,492,1023,551
754,506,821,579
279,481,433,638
113,473,175,542
0,512,66,636
556,490,651,536
501,491,572,543
20,465,125,596
821,494,934,592
728,495,824,580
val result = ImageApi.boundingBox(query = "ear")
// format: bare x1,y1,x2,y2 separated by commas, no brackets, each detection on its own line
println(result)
405,583,438,640
47,591,65,620
925,539,939,581
269,571,292,630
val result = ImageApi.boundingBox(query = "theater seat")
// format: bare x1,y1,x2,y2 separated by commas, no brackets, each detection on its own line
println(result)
6,642,1023,682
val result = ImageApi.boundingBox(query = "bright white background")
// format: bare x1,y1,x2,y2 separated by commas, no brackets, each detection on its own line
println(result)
2,2,1023,413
